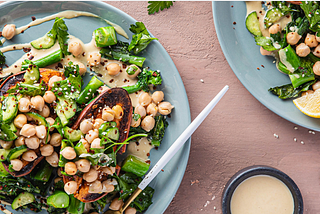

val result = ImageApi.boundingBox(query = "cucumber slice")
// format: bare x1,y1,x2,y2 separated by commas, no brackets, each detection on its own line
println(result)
246,11,262,37
74,142,88,156
264,8,283,28
23,63,40,84
8,122,17,133
25,112,48,126
31,33,56,49
0,123,17,141
122,155,150,177
63,127,83,142
0,162,9,177
47,190,70,208
7,145,28,161
99,121,117,138
0,149,11,162
105,127,119,140
2,95,18,123
12,192,35,210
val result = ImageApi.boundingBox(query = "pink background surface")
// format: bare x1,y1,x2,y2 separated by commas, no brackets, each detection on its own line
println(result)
107,1,320,214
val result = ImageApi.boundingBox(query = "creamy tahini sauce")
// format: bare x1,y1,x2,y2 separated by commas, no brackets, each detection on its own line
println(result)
246,1,292,37
231,175,294,214
127,137,154,161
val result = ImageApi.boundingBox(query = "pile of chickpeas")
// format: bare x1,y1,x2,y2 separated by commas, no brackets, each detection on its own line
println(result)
131,91,174,132
260,24,320,77
3,75,67,171
62,104,125,196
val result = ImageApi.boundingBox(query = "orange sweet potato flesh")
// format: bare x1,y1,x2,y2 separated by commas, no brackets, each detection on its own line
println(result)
66,88,132,202
0,68,64,177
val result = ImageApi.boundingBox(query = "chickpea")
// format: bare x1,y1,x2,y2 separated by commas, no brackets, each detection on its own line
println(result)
158,101,174,115
22,150,37,162
104,177,118,185
65,162,77,175
79,139,90,150
102,107,115,121
107,63,121,76
126,65,141,79
83,168,98,182
85,129,99,144
146,103,158,116
50,133,62,147
112,105,124,119
109,198,124,211
54,177,62,184
25,136,40,149
15,136,25,147
125,207,137,214
0,140,12,149
64,181,78,195
87,52,101,66
313,61,320,75
40,144,54,156
43,91,56,104
39,105,50,118
100,166,113,175
305,33,318,48
102,180,115,193
91,138,104,149
313,45,320,58
46,117,55,131
269,24,280,34
10,159,23,171
139,92,152,106
61,147,77,160
313,81,320,91
14,114,27,129
141,116,155,132
2,24,16,40
68,41,83,57
152,91,164,104
18,97,31,112
74,61,87,76
93,118,105,130
57,168,63,177
46,151,59,167
134,105,146,118
35,125,46,139
48,76,63,88
286,32,301,45
260,47,272,56
301,90,314,97
88,180,103,193
31,95,45,111
131,117,141,127
75,159,91,173
20,124,36,137
110,166,116,174
296,43,310,57
80,119,93,134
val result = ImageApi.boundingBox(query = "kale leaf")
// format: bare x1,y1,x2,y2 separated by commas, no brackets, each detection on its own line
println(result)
147,1,174,15
7,81,47,97
300,1,320,32
51,17,69,56
269,80,316,99
128,22,158,54
149,115,168,146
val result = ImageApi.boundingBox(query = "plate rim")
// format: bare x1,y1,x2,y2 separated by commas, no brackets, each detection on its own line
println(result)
0,1,192,213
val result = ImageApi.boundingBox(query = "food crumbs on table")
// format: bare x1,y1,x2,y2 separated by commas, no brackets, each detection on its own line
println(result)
261,65,264,68
273,133,279,138
301,141,305,145
257,67,260,70
294,126,298,130
233,21,236,25
214,206,217,210
293,138,297,142
200,79,204,83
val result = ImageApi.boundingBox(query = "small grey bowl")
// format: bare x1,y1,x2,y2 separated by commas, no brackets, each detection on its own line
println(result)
221,165,303,214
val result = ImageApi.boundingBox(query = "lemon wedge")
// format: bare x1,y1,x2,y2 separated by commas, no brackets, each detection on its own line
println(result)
293,90,320,118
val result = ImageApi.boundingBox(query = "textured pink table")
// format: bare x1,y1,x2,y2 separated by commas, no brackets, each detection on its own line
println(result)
108,2,320,214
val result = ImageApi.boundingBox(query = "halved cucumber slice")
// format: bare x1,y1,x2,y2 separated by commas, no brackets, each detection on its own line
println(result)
12,192,35,210
31,33,56,49
2,95,18,123
246,11,262,37
63,127,83,142
7,145,28,161
0,149,11,162
264,8,283,28
25,112,48,126
23,63,40,84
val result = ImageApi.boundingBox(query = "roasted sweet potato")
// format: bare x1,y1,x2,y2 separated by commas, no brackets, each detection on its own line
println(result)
66,88,132,202
0,68,64,177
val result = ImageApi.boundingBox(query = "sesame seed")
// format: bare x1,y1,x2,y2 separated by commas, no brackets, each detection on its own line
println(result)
273,133,279,139
301,141,305,145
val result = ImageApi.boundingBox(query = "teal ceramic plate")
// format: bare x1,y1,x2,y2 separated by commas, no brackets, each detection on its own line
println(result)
0,1,191,213
213,1,320,131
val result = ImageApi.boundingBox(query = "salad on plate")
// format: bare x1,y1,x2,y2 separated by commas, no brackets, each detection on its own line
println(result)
245,1,320,118
0,8,174,214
